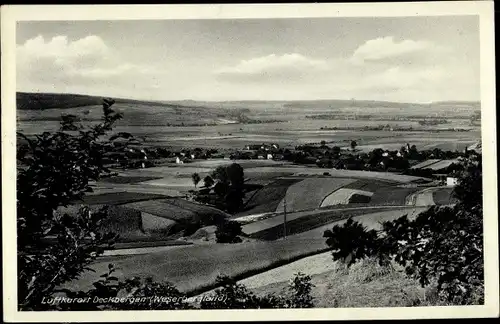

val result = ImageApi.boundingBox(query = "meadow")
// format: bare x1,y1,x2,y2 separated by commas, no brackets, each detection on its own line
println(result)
63,237,331,295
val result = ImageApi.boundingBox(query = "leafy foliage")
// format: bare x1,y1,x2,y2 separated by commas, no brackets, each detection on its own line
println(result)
323,218,384,267
17,99,130,310
323,153,484,305
203,175,215,188
195,163,246,213
191,172,201,188
285,272,315,308
200,273,314,309
215,220,243,243
52,264,194,310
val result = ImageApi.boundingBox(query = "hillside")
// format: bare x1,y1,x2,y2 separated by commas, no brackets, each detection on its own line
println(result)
17,92,191,111
17,91,480,111
16,92,247,126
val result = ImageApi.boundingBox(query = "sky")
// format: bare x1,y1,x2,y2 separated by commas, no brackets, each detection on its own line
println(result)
16,16,480,103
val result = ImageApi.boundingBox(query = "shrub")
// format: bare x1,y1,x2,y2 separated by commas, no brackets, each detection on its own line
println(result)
200,273,314,309
55,264,194,310
215,220,243,243
191,173,201,188
203,175,214,188
183,221,202,237
285,272,315,308
200,275,284,309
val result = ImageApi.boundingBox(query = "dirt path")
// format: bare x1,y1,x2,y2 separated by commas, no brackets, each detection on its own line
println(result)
238,252,336,289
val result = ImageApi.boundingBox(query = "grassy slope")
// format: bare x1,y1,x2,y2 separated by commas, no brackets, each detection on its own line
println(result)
249,258,438,307
63,237,331,294
16,92,244,126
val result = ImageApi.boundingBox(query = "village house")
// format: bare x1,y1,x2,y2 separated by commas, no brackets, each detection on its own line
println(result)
447,176,458,187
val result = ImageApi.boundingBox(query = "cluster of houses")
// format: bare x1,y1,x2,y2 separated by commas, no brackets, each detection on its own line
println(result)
103,142,222,168
102,136,481,189
229,143,283,160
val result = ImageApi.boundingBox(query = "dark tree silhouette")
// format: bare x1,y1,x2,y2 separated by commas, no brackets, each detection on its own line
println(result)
350,140,358,151
191,172,201,188
203,175,215,188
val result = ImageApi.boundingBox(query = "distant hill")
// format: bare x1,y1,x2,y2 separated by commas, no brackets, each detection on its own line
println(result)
17,92,179,110
17,92,104,110
17,91,480,111
16,92,246,127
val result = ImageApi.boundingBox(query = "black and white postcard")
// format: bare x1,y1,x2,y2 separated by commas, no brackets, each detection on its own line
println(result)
1,2,498,321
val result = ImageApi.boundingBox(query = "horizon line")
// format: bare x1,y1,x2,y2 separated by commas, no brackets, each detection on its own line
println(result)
16,90,481,106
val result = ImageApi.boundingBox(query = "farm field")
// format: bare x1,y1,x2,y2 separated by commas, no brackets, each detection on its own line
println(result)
433,187,459,205
292,206,429,239
369,186,421,206
275,178,356,213
56,204,180,243
88,162,430,205
237,173,429,218
18,112,480,152
242,206,405,241
320,188,374,207
63,237,331,295
78,191,168,205
237,178,303,216
122,198,229,223
90,183,185,197
342,178,398,191
100,175,163,184
17,91,481,157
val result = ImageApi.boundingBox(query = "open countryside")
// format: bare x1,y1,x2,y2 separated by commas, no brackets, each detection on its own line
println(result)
14,12,490,313
17,91,481,303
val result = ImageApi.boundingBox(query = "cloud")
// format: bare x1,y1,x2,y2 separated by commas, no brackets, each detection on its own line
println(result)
361,66,446,90
16,34,477,103
351,36,433,64
214,53,329,83
16,35,154,93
